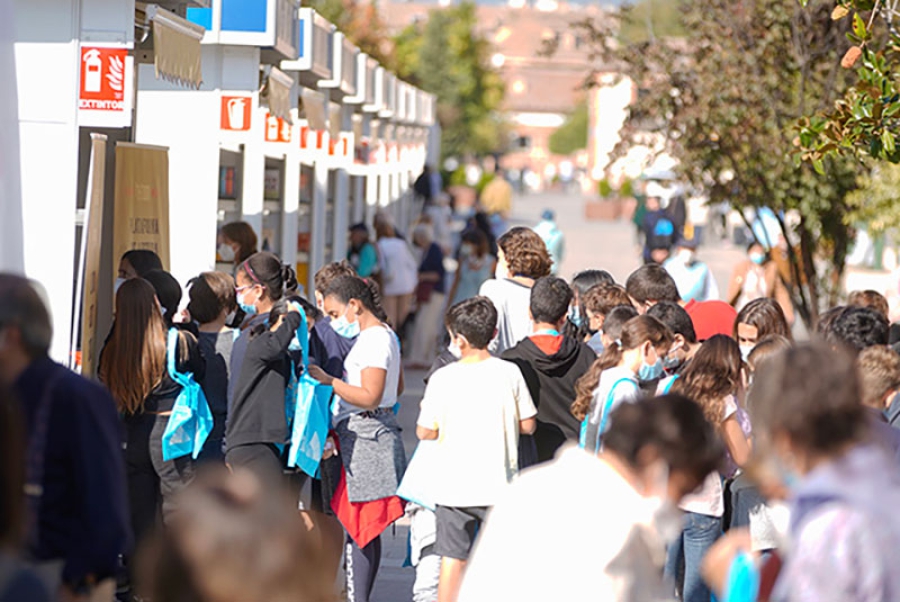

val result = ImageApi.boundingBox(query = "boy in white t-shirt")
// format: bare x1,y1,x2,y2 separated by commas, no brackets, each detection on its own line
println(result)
416,296,537,602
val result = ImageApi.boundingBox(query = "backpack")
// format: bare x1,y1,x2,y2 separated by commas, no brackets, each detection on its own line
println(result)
646,213,676,251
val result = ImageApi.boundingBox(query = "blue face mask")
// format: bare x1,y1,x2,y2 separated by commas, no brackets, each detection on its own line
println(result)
330,312,360,339
638,357,665,382
662,354,682,371
568,305,583,328
236,291,257,317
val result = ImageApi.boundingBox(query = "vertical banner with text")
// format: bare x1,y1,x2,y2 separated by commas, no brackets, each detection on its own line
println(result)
113,143,171,282
74,134,107,376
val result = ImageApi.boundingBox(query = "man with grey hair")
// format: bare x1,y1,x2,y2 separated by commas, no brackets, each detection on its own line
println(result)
0,274,129,600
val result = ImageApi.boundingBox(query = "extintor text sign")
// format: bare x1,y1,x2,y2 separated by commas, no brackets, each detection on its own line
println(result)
78,45,134,128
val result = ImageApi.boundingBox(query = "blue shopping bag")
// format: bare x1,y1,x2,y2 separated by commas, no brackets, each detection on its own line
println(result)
286,304,334,477
161,328,214,461
397,440,440,511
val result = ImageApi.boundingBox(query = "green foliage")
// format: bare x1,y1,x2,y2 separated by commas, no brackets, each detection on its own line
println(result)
598,179,614,198
617,0,686,44
620,178,635,198
846,162,900,234
797,0,900,164
391,3,506,159
306,0,392,65
567,0,865,325
548,101,589,155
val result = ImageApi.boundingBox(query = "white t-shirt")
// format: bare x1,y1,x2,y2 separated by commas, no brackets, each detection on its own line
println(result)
378,237,418,296
416,357,537,507
479,278,533,354
679,395,738,517
333,324,401,425
459,446,670,602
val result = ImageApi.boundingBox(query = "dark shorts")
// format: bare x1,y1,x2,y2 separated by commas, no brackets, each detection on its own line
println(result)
435,505,490,560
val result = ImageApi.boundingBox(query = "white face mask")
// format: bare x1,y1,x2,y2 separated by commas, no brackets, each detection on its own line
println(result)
677,249,694,264
218,243,236,263
740,344,754,362
114,277,126,296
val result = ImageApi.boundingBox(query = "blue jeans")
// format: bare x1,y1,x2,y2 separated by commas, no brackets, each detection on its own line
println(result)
664,511,722,602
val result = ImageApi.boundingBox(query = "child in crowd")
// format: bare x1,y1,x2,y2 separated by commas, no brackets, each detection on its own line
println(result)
580,283,633,353
598,305,639,351
647,301,701,393
572,315,673,453
856,345,900,459
416,296,537,602
187,271,237,461
562,269,614,343
502,276,597,463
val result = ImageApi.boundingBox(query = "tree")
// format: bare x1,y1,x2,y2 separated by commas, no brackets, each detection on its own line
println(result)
797,0,900,165
566,0,863,325
846,162,900,234
392,3,506,159
548,101,589,156
617,0,686,44
306,0,393,65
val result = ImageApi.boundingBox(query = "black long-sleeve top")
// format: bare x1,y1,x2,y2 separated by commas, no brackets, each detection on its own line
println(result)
14,357,131,587
225,312,301,450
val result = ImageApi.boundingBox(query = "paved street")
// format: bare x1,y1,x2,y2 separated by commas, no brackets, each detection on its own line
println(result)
371,189,745,601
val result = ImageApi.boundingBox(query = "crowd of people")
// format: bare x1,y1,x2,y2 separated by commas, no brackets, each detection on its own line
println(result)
5,194,900,602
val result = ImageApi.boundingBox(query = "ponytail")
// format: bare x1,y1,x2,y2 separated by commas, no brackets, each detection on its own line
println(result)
324,276,388,324
570,315,673,421
572,344,623,420
237,252,298,336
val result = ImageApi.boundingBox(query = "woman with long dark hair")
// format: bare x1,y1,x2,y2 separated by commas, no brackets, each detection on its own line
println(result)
667,335,750,602
98,278,204,546
734,297,792,360
225,252,300,479
219,221,259,267
308,275,406,602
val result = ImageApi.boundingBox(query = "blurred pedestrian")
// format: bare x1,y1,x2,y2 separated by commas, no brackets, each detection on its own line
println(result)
533,209,565,275
480,173,513,238
641,196,676,264
726,242,794,325
663,236,719,303
0,275,126,601
347,223,379,279
0,385,50,602
704,343,900,602
218,221,258,269
409,224,447,369
99,279,204,545
625,264,681,313
136,468,335,602
448,229,495,306
375,219,418,331
459,396,723,602
479,227,553,354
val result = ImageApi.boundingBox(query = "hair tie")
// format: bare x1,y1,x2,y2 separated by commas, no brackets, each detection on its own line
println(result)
615,339,623,349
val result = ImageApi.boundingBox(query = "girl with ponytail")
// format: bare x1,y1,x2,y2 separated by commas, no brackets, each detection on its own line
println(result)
572,315,673,452
225,252,302,479
307,275,406,602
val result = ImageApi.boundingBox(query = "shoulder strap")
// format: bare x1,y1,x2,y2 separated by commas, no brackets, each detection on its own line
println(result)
166,328,180,382
662,374,680,394
597,377,638,446
297,306,309,367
